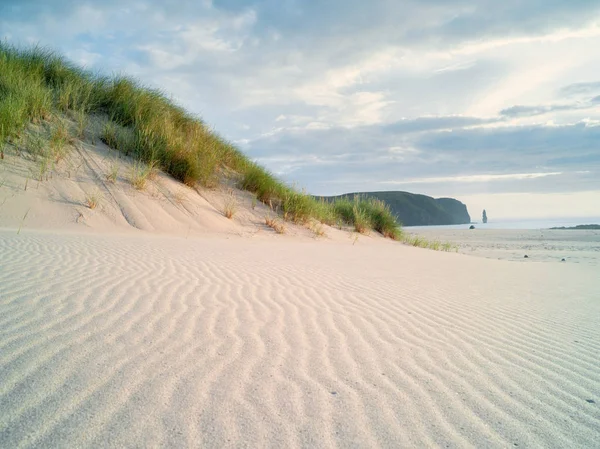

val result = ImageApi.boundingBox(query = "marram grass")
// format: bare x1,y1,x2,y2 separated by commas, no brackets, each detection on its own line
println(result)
0,42,407,240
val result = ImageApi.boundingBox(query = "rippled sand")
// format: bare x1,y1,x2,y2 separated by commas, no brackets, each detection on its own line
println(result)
1,230,599,448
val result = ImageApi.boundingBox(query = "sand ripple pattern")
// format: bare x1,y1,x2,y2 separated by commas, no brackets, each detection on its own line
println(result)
1,231,599,448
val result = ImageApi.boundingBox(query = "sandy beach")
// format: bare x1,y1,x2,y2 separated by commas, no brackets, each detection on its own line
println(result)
1,228,599,448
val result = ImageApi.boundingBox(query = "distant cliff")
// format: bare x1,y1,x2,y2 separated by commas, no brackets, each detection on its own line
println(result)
550,224,600,230
317,191,471,227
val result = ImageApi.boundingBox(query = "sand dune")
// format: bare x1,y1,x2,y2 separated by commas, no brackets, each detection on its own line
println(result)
1,230,599,448
0,125,319,240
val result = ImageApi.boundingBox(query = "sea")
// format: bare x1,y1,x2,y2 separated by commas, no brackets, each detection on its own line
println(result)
405,217,600,231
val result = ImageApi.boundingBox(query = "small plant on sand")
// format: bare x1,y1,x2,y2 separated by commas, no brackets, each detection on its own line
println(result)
429,240,441,251
401,234,456,252
106,159,119,183
85,190,101,209
404,235,426,247
223,191,237,219
17,209,30,234
129,161,152,190
308,220,326,237
265,215,286,234
441,242,457,252
73,108,88,139
25,133,46,161
173,189,186,206
50,119,70,162
36,156,52,181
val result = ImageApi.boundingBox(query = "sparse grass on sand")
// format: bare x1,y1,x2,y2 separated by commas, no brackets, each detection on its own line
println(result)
36,155,51,181
85,190,101,209
402,234,457,252
72,108,88,139
49,118,71,162
308,220,327,238
223,191,237,219
173,189,187,206
129,161,154,190
106,159,119,183
23,132,46,161
265,215,286,234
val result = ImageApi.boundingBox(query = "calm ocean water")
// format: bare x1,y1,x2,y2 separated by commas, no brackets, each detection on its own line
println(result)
405,217,600,231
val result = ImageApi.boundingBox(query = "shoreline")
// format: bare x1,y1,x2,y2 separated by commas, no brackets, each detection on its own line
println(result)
404,217,600,231
405,228,600,265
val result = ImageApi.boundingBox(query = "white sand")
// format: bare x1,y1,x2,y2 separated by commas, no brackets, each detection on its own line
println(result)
1,129,600,447
1,230,599,448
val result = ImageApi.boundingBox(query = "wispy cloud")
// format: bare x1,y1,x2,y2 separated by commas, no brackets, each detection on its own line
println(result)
560,81,600,97
378,172,564,185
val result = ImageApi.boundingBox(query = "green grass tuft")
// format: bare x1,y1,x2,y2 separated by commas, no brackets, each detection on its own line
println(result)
401,234,457,252
129,161,154,190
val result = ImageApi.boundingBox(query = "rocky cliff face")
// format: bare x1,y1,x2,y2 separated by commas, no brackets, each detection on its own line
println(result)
434,198,472,225
317,191,471,227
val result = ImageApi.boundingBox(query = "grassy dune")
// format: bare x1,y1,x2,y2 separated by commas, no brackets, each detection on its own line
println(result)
0,42,403,239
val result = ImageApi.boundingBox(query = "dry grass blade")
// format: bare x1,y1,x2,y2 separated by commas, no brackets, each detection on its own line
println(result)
17,208,30,234
85,190,101,209
265,215,286,234
106,159,119,183
173,189,187,206
130,161,152,190
308,220,326,237
402,234,457,252
50,119,71,162
223,191,237,219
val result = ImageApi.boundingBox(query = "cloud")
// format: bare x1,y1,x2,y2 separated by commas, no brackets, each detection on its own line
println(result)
378,172,563,185
244,119,600,200
499,102,593,118
383,116,500,133
2,0,600,218
560,81,600,97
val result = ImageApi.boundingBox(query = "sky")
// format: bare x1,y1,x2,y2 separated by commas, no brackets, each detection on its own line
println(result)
2,0,600,220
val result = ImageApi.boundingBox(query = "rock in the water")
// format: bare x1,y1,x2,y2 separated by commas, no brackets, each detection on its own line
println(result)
524,255,529,258
469,225,475,230
561,258,566,262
